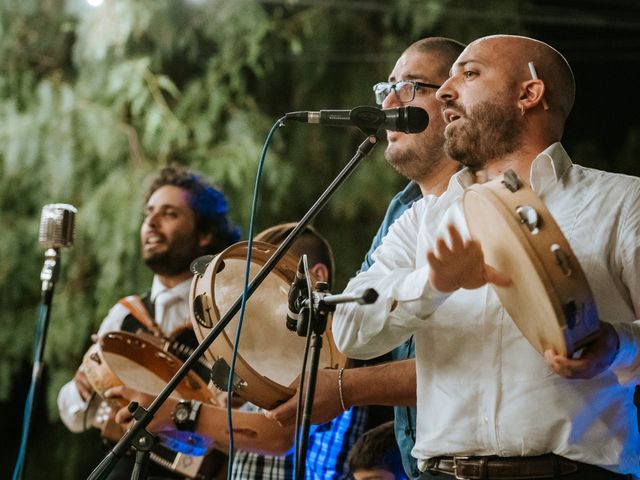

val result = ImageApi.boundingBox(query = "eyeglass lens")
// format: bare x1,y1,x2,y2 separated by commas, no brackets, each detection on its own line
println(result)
374,81,415,105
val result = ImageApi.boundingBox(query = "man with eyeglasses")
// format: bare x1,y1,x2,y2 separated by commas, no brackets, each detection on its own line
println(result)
267,37,465,479
334,34,639,480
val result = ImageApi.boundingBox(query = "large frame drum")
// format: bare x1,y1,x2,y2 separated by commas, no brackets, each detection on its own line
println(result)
190,241,345,410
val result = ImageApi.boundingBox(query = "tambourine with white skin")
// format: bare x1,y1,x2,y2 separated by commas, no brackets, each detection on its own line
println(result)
190,241,345,410
462,170,601,357
81,331,217,410
80,331,225,479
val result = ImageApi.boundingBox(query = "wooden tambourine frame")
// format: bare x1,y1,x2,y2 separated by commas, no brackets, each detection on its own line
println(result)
82,331,216,408
189,241,345,410
463,171,600,356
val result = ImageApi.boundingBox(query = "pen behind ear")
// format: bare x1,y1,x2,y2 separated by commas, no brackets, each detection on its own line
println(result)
528,61,550,111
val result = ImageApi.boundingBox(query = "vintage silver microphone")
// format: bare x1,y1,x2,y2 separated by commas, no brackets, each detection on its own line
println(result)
38,204,76,292
39,203,76,249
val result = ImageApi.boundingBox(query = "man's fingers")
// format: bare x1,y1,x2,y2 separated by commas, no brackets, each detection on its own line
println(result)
114,406,133,425
544,349,592,379
78,385,93,402
484,265,511,287
434,236,451,258
74,369,94,402
426,250,442,269
447,224,464,252
265,398,296,426
104,385,125,399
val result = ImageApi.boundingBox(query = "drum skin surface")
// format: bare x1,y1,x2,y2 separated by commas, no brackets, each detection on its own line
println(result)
463,174,600,357
82,331,216,407
190,241,345,410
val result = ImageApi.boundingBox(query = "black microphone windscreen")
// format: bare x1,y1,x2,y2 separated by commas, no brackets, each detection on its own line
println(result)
400,106,429,133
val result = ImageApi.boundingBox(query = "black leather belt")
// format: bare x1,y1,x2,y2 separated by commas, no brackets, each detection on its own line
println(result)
425,454,620,479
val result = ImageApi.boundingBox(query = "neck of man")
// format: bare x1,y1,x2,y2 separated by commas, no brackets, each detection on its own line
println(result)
157,270,193,289
415,158,460,197
473,139,553,185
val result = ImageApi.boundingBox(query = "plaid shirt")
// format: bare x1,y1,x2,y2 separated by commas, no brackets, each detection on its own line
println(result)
231,406,367,479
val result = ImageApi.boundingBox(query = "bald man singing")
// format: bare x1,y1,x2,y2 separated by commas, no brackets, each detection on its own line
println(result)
333,35,640,480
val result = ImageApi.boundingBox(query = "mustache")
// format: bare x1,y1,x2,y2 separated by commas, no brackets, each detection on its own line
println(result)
442,100,467,116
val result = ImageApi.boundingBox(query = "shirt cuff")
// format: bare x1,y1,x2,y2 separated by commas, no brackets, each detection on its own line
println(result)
59,381,90,414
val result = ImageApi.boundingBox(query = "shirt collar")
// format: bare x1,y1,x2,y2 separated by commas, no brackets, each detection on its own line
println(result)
150,275,192,303
398,181,423,204
529,142,572,193
451,167,476,192
447,142,572,195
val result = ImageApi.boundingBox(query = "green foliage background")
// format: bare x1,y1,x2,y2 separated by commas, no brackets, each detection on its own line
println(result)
1,0,639,478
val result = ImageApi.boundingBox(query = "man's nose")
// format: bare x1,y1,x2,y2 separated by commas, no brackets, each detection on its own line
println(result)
436,77,455,104
382,88,402,109
144,211,160,228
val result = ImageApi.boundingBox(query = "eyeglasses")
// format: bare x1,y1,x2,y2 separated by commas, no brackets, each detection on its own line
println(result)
372,80,442,105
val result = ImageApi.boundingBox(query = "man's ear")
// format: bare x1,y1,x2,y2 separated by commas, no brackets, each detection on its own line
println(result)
198,231,214,249
519,79,546,112
310,263,329,284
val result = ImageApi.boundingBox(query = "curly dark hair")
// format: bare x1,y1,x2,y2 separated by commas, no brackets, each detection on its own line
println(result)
145,165,241,254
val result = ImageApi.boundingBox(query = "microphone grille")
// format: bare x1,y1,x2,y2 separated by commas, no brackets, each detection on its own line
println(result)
404,106,429,133
38,204,77,250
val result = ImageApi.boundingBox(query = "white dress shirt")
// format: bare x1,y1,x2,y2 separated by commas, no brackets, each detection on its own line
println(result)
57,276,193,432
333,143,640,477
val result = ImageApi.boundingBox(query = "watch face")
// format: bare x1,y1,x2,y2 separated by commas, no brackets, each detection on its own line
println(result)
175,405,190,423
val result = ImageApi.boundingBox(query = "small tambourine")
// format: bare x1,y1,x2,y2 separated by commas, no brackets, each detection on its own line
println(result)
81,331,216,408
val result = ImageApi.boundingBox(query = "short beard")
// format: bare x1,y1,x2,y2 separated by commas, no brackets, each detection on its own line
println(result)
143,248,197,277
385,134,447,182
444,100,522,170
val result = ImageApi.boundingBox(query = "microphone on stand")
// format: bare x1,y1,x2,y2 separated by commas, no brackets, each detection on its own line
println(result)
319,288,378,306
285,106,429,134
39,203,76,250
12,203,77,480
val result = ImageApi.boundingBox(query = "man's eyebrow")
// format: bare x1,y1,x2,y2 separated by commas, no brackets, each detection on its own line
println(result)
144,203,181,212
388,73,436,82
450,59,483,75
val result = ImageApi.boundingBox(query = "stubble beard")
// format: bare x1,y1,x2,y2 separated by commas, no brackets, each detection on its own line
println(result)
443,99,523,171
385,131,447,182
142,237,202,277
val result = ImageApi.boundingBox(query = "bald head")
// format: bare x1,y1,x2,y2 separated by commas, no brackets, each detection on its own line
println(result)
437,35,576,168
466,35,575,123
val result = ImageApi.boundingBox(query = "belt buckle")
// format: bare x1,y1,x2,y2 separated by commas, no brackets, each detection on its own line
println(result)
452,456,471,480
